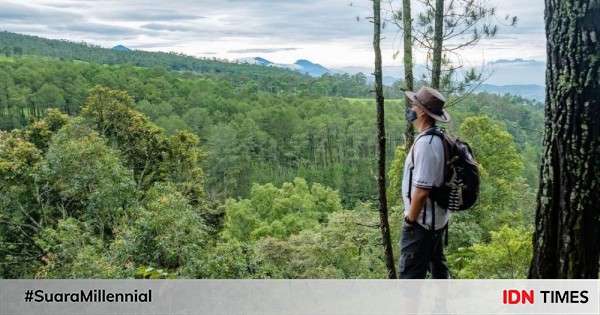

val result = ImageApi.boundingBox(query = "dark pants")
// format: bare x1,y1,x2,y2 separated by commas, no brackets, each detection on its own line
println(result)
398,222,450,279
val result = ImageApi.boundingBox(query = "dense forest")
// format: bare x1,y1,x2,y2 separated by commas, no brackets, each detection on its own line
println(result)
0,31,404,98
0,31,543,279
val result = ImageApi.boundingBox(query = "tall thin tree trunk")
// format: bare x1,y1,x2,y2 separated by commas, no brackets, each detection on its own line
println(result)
372,0,397,279
431,0,444,89
529,0,600,278
403,0,415,151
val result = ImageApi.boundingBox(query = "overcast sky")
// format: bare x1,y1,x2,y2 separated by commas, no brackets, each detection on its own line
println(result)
1,0,545,68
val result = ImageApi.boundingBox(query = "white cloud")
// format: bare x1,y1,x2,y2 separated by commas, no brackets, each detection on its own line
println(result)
1,0,545,70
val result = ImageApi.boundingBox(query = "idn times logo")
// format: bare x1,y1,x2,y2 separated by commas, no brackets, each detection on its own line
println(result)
502,289,589,304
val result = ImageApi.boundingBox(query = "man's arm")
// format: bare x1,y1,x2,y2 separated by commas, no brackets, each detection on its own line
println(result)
406,186,430,223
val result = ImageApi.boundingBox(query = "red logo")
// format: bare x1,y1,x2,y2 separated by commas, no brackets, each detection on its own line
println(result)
503,289,535,304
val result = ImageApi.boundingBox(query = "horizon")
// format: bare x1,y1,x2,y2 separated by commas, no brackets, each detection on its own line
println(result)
0,29,545,87
2,30,547,87
1,0,545,70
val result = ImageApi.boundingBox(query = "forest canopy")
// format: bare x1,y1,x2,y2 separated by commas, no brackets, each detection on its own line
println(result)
0,32,542,279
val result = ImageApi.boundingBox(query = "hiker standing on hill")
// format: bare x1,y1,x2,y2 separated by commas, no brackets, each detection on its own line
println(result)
399,86,451,279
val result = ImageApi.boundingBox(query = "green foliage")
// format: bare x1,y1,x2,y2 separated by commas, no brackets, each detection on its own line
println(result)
387,146,407,207
0,131,43,277
0,32,545,279
201,239,256,278
0,31,378,100
135,266,175,279
80,86,206,206
222,178,342,242
460,116,524,179
1,88,211,278
251,203,399,278
22,108,69,151
454,115,533,238
39,119,137,238
449,225,532,279
111,183,209,276
34,218,121,278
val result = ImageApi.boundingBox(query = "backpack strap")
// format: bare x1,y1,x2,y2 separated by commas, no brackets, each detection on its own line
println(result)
423,127,450,183
431,195,435,230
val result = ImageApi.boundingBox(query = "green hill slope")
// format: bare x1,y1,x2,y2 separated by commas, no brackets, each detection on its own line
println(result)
0,31,374,97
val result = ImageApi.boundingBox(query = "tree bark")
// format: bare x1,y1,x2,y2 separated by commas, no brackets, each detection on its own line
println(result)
529,0,600,278
431,0,444,89
403,0,415,151
372,0,397,279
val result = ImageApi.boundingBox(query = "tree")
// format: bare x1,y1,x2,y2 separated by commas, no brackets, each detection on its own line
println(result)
39,120,137,239
529,0,600,279
450,225,532,279
30,83,65,119
394,0,416,149
0,131,43,277
111,183,209,275
450,116,531,249
430,0,445,89
253,205,394,279
221,178,342,242
404,0,517,94
372,0,397,279
402,0,416,149
34,218,120,278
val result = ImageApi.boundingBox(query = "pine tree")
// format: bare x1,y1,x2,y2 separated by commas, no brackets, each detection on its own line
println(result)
372,0,397,279
529,0,600,278
402,0,416,149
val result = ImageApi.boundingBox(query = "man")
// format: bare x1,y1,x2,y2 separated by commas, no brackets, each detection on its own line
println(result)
399,86,451,279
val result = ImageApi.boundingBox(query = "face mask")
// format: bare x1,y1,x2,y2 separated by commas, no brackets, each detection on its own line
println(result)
405,108,418,122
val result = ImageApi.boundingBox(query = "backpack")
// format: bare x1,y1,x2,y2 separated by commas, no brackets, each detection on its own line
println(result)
412,127,480,212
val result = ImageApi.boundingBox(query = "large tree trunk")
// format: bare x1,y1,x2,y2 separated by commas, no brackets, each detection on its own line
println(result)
372,0,397,279
529,0,600,279
431,0,444,89
403,0,415,151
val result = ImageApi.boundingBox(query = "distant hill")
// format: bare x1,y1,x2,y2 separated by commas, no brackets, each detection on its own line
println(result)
0,31,309,79
476,84,545,102
0,31,380,98
112,44,130,51
225,55,547,100
236,57,329,77
294,59,329,76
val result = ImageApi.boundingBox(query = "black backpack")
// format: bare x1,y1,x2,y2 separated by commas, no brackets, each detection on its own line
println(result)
412,127,480,211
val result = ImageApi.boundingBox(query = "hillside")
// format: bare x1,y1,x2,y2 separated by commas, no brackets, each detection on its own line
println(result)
477,84,545,102
0,31,297,76
0,54,542,201
237,57,329,77
0,31,380,97
1,32,543,280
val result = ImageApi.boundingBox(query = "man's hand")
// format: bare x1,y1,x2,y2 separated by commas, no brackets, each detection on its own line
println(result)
406,186,431,222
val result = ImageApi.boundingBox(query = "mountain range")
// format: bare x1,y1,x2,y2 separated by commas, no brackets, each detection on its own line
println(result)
112,44,131,52
1,30,545,102
236,56,545,101
236,56,329,77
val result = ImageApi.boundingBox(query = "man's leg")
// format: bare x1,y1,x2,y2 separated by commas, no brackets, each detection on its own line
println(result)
398,223,432,279
430,228,450,279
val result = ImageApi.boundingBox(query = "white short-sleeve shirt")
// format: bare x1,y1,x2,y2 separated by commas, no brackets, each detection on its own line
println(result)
402,127,449,230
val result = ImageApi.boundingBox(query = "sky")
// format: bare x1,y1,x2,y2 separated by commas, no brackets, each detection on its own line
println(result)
0,0,546,70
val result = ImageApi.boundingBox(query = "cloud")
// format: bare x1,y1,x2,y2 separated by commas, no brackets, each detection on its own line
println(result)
490,58,544,65
50,22,143,36
140,23,196,32
227,47,299,53
2,0,546,69
102,9,204,22
0,1,81,23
